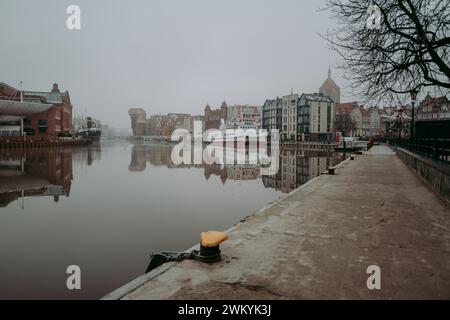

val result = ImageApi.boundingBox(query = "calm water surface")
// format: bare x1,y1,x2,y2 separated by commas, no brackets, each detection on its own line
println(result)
0,141,345,299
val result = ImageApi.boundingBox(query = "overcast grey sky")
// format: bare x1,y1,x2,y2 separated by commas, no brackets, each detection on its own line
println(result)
0,0,351,128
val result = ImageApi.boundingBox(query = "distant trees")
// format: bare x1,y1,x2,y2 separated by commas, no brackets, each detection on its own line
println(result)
335,113,356,136
323,0,450,102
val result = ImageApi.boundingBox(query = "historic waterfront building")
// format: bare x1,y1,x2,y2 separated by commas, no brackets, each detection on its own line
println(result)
262,97,282,133
319,68,340,103
226,105,261,129
129,108,198,138
204,101,228,130
128,108,147,136
335,102,357,137
415,94,450,138
416,94,450,122
0,82,73,139
350,106,369,137
297,93,335,142
282,93,299,141
262,93,299,141
368,107,382,137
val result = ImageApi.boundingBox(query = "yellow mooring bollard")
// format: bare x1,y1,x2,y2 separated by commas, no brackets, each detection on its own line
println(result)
196,231,229,263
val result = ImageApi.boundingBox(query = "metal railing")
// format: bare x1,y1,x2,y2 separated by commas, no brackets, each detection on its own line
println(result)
389,138,450,164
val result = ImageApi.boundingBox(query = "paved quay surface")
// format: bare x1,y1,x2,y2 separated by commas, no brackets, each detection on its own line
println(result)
107,146,450,299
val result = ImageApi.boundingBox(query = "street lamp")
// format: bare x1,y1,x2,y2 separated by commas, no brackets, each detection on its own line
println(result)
396,106,404,145
410,88,419,142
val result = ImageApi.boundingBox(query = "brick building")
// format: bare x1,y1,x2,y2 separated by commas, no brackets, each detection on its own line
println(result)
416,94,450,121
0,82,73,140
226,105,261,129
128,108,147,136
204,101,228,130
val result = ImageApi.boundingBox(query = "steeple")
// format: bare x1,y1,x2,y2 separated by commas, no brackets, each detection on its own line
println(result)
319,66,341,103
220,101,228,109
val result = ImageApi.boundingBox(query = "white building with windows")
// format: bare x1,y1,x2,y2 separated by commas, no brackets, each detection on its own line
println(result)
297,93,335,142
281,93,298,141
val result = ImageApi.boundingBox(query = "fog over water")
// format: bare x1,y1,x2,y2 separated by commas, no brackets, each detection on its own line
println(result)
0,0,350,129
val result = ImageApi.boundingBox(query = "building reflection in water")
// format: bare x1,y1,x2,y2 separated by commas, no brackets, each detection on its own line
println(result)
0,149,73,208
262,149,346,193
129,143,346,193
72,144,102,167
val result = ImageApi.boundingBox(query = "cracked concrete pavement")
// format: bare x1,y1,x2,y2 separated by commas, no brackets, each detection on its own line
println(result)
107,146,450,300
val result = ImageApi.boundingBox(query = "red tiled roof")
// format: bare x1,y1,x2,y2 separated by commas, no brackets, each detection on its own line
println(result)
336,102,357,113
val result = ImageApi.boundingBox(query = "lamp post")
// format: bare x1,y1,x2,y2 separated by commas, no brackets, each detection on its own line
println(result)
410,89,418,142
396,106,403,146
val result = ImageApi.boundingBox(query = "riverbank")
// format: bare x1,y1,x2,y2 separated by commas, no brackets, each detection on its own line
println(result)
104,145,450,299
0,138,92,149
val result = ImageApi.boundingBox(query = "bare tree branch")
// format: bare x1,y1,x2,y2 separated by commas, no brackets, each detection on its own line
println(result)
321,0,450,104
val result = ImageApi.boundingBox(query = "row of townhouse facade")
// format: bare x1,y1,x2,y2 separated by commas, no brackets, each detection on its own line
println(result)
204,101,261,130
262,92,335,142
335,102,384,138
128,108,203,137
336,94,450,139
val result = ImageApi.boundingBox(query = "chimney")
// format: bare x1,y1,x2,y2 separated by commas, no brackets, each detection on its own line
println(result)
51,83,60,93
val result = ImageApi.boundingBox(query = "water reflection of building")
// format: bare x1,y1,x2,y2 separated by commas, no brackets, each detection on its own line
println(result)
263,150,344,193
226,164,260,181
129,144,261,184
72,144,102,166
0,149,72,207
204,164,227,184
129,143,344,192
129,143,196,171
204,163,261,184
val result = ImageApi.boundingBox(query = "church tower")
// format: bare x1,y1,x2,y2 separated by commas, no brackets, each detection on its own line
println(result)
319,67,340,103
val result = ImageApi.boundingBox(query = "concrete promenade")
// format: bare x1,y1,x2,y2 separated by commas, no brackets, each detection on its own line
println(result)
105,146,450,299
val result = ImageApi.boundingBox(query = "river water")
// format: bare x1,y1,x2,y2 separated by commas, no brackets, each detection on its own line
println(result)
0,141,345,299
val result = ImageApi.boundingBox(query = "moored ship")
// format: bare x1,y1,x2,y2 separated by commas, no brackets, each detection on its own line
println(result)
76,117,102,142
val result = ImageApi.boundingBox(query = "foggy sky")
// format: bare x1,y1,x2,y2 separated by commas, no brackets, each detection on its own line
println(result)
0,0,351,129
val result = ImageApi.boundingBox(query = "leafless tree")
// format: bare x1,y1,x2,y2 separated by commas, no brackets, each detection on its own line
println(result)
323,0,450,103
335,113,356,135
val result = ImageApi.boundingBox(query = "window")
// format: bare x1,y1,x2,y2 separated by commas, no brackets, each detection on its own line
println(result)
24,128,35,136
38,119,47,133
